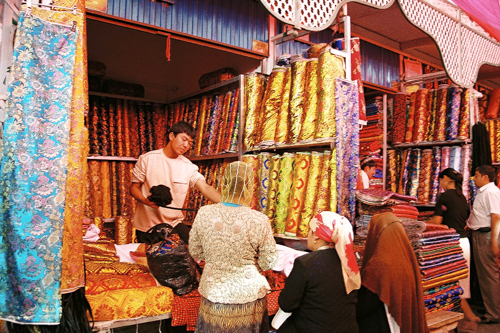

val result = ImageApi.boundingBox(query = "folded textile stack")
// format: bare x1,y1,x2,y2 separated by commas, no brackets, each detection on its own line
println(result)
360,98,384,189
414,224,466,314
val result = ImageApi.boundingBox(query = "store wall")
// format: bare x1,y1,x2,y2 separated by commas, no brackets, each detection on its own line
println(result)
104,0,269,51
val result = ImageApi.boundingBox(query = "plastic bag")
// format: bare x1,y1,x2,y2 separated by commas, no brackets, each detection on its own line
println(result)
145,223,198,296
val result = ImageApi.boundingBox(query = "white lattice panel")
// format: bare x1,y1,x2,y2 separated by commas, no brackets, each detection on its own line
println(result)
260,0,394,31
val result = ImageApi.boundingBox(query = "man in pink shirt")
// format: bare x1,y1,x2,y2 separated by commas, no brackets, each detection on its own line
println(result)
130,121,221,243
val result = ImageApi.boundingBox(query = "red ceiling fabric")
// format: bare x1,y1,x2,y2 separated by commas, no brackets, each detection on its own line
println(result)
451,0,500,42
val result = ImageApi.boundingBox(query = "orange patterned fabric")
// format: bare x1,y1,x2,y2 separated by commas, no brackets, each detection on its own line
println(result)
85,273,157,295
85,261,151,275
87,286,174,321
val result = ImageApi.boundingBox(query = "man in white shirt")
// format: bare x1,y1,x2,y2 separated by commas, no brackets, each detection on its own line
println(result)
358,156,376,189
130,121,221,243
468,165,500,324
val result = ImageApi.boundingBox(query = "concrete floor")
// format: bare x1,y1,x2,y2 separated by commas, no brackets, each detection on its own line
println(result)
457,305,500,333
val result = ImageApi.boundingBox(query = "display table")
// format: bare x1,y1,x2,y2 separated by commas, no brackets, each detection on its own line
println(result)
426,310,464,333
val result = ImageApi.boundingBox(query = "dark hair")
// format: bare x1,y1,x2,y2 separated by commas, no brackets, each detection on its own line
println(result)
438,168,463,194
166,121,196,143
476,165,496,182
361,157,376,170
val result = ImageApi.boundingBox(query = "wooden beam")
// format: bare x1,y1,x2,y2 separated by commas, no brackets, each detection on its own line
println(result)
477,71,500,81
400,37,435,51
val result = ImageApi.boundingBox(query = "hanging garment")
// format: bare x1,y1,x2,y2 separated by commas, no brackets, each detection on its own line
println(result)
0,11,78,324
471,122,492,172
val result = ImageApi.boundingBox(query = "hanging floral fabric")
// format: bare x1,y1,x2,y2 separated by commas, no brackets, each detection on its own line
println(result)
0,11,78,324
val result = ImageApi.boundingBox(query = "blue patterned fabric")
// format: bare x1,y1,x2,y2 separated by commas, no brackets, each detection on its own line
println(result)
335,79,359,222
0,12,77,324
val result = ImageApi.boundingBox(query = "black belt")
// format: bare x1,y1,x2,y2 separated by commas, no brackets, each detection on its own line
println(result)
475,227,491,232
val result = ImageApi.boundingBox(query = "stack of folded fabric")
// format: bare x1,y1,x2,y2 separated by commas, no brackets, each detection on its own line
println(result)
360,98,384,188
414,224,467,314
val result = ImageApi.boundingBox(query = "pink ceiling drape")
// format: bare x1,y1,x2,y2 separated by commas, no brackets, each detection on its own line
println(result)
452,0,500,42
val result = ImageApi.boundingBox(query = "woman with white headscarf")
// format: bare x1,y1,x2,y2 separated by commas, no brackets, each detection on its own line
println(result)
190,161,278,332
277,211,361,332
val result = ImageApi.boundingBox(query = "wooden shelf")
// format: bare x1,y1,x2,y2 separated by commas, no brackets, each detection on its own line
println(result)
167,76,242,104
245,139,334,154
187,152,239,161
363,81,398,96
88,91,167,104
392,139,471,149
87,155,138,162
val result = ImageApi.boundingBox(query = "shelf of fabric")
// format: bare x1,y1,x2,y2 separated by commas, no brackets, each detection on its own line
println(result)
167,76,242,104
88,91,167,105
244,139,334,154
188,153,239,161
393,139,471,149
87,156,138,162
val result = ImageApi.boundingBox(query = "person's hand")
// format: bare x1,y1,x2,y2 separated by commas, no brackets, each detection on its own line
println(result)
491,238,500,257
143,198,159,209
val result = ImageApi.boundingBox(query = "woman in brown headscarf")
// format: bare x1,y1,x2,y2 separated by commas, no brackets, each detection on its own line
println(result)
356,212,429,333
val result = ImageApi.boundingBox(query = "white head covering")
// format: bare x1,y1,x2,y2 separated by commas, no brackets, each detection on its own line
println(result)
221,161,253,206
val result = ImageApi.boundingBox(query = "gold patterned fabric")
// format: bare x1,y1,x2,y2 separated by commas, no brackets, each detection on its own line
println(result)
100,161,112,218
87,286,174,321
85,261,151,276
298,59,319,142
111,161,119,217
85,273,157,295
288,59,308,143
242,155,260,210
314,150,331,215
274,67,291,144
115,216,133,245
257,153,273,213
297,152,322,238
458,88,471,140
195,96,209,155
153,103,167,150
434,87,448,142
244,74,266,150
316,48,345,140
123,100,131,157
259,68,286,145
118,162,131,216
285,153,311,236
417,149,433,204
265,155,281,228
83,240,116,255
84,252,119,263
487,120,496,162
329,147,338,213
387,150,398,193
274,153,295,234
412,89,429,144
496,120,500,163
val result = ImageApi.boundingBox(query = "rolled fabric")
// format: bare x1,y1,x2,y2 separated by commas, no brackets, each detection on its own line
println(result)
100,100,110,156
137,104,148,155
427,90,438,142
417,149,433,204
446,86,462,141
257,153,274,213
441,146,451,171
288,58,308,144
486,120,496,162
485,88,500,119
129,163,137,215
100,161,112,218
316,47,345,141
434,87,448,141
229,107,240,152
128,102,140,158
89,98,100,155
274,67,292,144
116,99,125,157
118,162,131,216
201,94,221,155
258,68,286,146
84,166,95,219
115,216,133,245
298,59,319,142
242,154,260,210
313,150,332,216
285,152,311,237
274,153,295,234
109,99,117,156
387,150,398,193
330,148,338,215
244,73,266,150
495,120,500,163
153,103,167,150
393,93,408,144
404,92,416,143
429,147,442,204
214,92,232,153
398,149,411,195
458,88,471,140
449,146,462,172
412,89,430,144
145,104,154,152
111,161,120,217
266,155,281,229
166,104,174,130
222,89,239,152
297,152,323,238
195,96,209,156
408,149,422,198
461,144,471,200
89,161,103,217
93,217,104,233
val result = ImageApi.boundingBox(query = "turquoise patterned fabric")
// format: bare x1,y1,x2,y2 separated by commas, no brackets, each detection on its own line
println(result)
0,12,77,324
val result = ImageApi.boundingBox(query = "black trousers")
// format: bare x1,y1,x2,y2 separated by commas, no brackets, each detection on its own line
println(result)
136,223,191,245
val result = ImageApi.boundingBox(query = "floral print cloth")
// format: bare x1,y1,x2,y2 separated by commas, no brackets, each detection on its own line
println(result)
0,12,77,324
